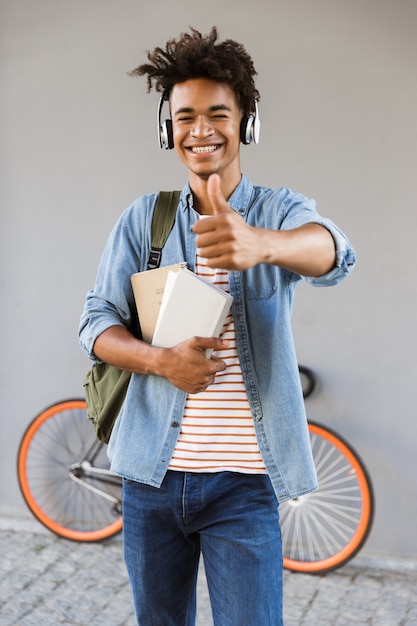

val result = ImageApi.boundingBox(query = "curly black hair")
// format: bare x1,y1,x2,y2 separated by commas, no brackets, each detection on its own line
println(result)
129,26,259,118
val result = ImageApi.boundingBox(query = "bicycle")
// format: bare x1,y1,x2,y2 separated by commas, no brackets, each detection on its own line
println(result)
17,365,374,574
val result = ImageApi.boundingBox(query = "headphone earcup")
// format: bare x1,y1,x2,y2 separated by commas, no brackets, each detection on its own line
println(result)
160,119,174,150
240,102,260,145
240,115,254,145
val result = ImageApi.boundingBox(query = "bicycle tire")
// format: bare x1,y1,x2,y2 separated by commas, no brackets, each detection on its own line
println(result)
281,421,374,574
17,399,123,542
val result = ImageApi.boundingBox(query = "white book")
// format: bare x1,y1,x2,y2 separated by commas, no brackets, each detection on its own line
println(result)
152,267,233,356
131,262,186,343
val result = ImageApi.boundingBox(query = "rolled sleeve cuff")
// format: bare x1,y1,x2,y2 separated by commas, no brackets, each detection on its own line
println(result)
79,317,126,362
304,220,356,287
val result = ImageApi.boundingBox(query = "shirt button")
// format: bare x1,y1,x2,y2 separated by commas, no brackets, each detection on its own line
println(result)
171,421,179,428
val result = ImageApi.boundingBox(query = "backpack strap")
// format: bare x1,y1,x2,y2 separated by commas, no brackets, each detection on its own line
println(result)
147,190,181,270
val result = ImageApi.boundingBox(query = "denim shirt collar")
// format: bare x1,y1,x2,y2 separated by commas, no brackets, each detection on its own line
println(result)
183,174,252,216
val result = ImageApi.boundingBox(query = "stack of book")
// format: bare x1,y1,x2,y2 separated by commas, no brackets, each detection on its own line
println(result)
131,264,233,355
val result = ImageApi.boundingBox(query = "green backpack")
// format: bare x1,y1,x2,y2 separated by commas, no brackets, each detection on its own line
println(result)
83,190,181,443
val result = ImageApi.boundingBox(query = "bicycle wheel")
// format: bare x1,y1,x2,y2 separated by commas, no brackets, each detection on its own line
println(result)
17,399,123,542
281,421,374,574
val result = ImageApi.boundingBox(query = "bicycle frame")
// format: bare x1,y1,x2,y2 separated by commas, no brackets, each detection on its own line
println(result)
69,438,122,506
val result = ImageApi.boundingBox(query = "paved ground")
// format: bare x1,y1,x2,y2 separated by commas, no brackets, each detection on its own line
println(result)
0,517,416,625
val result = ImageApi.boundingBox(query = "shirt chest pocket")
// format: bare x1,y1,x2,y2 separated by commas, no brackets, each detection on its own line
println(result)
244,265,281,300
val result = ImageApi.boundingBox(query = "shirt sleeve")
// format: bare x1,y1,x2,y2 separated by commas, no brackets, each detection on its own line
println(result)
279,189,356,286
78,199,150,360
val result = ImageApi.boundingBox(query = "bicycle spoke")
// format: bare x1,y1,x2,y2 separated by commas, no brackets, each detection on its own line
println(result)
281,421,374,573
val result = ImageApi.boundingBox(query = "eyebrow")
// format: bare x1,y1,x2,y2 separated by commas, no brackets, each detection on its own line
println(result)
173,104,232,116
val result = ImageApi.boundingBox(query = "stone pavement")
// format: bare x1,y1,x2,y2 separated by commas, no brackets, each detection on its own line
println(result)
0,518,416,625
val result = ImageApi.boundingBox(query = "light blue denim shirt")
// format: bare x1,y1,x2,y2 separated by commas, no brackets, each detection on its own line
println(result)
79,174,355,502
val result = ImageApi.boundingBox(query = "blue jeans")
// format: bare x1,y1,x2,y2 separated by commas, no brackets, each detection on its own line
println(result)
122,471,283,626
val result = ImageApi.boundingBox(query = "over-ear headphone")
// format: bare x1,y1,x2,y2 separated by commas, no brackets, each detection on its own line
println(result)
157,95,174,150
157,95,260,150
240,101,261,145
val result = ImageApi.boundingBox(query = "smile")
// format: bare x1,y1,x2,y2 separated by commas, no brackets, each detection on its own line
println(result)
188,145,220,154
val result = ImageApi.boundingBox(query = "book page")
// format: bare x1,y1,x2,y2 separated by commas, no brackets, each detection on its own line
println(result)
130,262,186,343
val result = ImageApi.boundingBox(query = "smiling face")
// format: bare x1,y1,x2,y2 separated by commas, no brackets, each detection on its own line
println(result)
170,78,243,189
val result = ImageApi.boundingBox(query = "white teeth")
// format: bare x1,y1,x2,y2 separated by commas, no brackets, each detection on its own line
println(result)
191,145,218,153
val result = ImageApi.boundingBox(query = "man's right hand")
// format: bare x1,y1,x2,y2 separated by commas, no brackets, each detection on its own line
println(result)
93,326,229,395
156,336,229,394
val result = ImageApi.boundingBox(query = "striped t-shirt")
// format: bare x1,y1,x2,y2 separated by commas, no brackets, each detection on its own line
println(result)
168,254,266,474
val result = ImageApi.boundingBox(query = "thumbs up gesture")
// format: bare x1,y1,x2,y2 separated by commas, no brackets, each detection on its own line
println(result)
206,173,233,217
192,174,262,270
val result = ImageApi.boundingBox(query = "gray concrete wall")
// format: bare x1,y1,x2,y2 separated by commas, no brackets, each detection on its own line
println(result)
1,0,416,558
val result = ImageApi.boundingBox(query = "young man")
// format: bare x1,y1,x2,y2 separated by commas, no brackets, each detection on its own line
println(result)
79,27,355,626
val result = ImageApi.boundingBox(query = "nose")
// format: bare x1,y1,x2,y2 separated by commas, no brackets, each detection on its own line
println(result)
190,115,214,138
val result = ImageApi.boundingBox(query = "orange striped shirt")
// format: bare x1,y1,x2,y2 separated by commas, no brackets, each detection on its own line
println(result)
168,255,266,474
